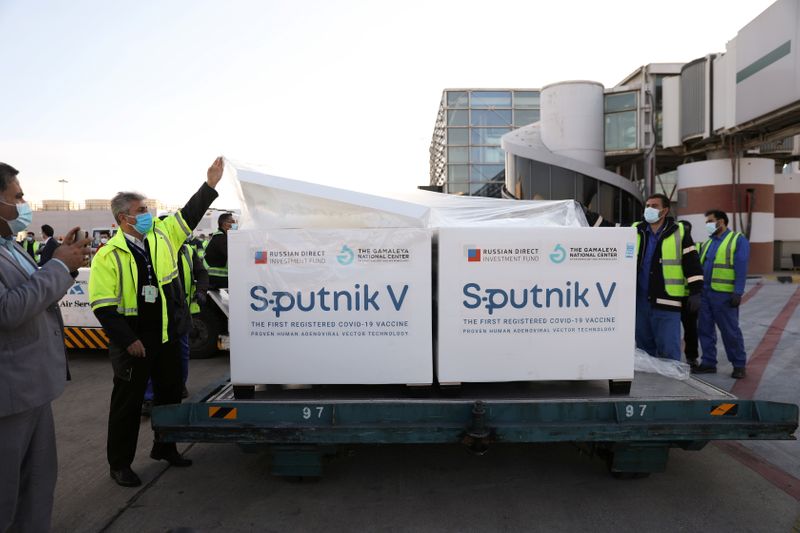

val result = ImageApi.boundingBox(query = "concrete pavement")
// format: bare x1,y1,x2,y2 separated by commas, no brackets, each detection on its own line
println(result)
50,278,800,532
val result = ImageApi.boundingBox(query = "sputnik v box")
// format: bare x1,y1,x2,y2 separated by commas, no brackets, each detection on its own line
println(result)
437,227,637,383
228,228,432,385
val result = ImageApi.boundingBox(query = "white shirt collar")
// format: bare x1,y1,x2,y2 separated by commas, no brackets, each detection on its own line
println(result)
123,232,145,250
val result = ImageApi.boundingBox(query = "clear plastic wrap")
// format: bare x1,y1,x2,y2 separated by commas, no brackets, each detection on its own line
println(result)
227,159,588,229
391,189,587,228
634,348,690,380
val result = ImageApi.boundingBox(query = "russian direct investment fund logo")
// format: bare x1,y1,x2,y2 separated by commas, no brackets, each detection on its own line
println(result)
337,245,355,265
549,244,567,264
466,247,481,262
254,250,268,265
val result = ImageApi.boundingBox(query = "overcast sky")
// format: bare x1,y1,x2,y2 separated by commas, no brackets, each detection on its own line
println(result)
0,0,777,208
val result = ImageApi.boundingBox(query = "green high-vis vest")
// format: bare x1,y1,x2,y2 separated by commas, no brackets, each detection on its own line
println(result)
699,231,741,293
633,221,688,297
89,213,192,343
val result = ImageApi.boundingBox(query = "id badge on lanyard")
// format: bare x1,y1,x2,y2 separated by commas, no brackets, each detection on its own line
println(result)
142,284,158,303
132,240,158,304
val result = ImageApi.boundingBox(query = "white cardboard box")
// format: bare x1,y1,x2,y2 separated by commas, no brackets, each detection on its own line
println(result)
228,228,432,384
437,227,637,383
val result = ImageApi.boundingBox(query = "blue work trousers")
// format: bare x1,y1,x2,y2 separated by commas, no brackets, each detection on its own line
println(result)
635,294,682,361
144,333,190,401
698,290,746,368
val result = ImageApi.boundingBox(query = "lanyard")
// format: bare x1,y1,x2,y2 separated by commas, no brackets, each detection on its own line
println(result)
128,239,155,286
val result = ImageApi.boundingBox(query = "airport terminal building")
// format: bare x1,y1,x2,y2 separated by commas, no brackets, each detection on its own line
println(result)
429,0,800,273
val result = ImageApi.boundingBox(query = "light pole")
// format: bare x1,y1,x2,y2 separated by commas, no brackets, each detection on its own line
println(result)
58,179,68,201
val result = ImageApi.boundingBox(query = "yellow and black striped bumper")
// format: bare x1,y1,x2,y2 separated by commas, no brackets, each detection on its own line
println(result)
63,327,109,350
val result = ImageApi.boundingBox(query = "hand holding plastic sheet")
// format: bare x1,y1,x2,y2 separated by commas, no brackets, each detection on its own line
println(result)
206,157,224,188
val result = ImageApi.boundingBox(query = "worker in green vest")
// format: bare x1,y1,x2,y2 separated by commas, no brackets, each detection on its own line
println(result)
204,212,236,289
89,157,223,488
19,231,39,260
692,209,750,378
192,234,207,262
633,194,704,361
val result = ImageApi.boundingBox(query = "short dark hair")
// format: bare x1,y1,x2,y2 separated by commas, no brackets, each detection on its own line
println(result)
646,193,670,209
704,209,728,225
218,212,233,226
0,163,19,192
42,224,54,237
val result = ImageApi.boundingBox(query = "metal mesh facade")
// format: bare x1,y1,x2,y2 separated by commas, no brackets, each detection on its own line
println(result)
429,89,541,197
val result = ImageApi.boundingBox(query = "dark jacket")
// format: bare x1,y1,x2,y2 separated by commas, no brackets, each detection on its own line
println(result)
634,217,703,311
38,238,59,266
204,229,228,287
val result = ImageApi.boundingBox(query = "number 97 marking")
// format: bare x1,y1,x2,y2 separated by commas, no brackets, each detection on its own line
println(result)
302,406,325,420
625,404,647,417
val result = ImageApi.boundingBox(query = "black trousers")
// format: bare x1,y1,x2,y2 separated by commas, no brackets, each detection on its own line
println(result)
681,300,699,360
107,338,182,469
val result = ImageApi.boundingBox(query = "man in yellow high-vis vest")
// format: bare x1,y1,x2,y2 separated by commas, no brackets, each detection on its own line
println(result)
692,209,750,379
89,157,223,488
634,194,704,361
19,231,39,260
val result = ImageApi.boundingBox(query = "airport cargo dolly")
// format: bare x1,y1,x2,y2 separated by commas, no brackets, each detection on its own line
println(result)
152,371,798,478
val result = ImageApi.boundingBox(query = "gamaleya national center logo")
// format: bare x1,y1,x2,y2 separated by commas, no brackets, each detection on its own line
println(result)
336,245,355,265
549,244,567,264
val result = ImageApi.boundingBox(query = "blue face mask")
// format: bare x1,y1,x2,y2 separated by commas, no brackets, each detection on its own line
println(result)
643,207,661,224
705,222,718,235
128,212,153,234
230,223,238,231
1,200,33,234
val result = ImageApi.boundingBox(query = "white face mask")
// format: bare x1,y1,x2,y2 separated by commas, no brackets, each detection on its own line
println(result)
643,207,661,224
0,200,33,234
100,238,108,244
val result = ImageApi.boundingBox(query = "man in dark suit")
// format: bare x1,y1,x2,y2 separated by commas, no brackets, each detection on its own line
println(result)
0,162,91,532
38,223,59,266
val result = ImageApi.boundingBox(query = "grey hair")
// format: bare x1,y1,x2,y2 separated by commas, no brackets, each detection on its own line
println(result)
111,192,146,224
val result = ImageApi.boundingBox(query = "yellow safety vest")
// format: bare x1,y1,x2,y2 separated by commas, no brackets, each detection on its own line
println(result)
699,231,741,293
633,221,688,298
89,212,192,343
179,244,201,315
21,240,39,258
203,230,228,278
195,239,208,261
